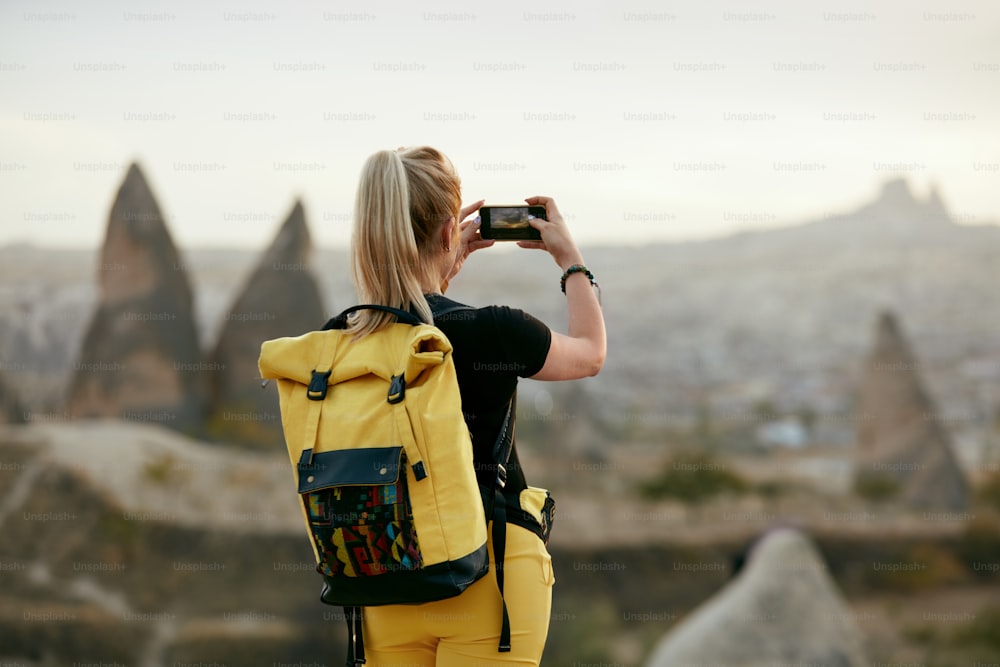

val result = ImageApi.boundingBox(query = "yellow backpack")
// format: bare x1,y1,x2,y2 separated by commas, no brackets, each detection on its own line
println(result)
258,304,514,663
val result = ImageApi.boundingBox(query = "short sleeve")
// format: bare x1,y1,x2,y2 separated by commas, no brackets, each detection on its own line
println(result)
486,306,552,378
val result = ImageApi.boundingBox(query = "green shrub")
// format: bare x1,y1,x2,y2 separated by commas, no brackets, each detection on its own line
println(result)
978,471,1000,511
956,517,1000,579
142,452,181,485
952,604,1000,649
639,451,747,503
853,473,900,502
866,543,969,592
901,623,938,644
754,480,791,500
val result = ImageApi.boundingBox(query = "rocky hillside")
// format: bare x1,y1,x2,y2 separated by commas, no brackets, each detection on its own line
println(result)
3,421,999,666
0,421,337,665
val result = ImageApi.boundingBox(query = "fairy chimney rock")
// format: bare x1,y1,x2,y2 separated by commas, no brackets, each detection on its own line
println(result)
66,163,206,431
854,311,968,510
646,529,868,667
207,201,324,447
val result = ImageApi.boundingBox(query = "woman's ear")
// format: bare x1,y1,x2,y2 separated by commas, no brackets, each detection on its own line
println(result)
441,217,457,251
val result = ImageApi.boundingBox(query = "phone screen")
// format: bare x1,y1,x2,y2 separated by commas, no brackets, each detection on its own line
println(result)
479,205,545,240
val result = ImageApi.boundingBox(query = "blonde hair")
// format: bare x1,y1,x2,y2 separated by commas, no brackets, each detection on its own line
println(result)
348,146,462,338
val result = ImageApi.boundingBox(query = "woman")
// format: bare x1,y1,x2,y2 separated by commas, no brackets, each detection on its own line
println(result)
348,146,606,666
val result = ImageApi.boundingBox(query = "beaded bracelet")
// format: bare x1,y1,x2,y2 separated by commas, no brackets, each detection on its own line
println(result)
560,264,601,304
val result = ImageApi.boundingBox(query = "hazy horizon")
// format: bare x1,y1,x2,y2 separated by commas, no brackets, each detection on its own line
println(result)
3,174,998,254
2,0,998,250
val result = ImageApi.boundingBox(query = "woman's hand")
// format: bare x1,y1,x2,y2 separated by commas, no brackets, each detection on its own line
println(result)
517,196,585,270
445,199,493,285
518,195,606,381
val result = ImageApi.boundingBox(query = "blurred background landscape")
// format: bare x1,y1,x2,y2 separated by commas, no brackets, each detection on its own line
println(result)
2,0,999,665
2,165,999,666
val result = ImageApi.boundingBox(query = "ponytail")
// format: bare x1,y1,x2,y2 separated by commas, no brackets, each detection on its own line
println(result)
349,147,462,338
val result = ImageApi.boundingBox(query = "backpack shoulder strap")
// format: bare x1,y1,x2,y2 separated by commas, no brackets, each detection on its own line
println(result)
432,302,474,320
493,398,515,471
322,304,423,331
433,303,516,465
489,395,515,652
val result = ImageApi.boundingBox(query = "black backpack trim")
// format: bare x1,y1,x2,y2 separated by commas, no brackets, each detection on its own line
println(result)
320,545,490,606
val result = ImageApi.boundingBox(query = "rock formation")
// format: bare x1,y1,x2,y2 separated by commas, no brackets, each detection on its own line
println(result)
645,529,868,667
66,163,205,431
854,311,969,510
206,201,324,448
853,178,953,232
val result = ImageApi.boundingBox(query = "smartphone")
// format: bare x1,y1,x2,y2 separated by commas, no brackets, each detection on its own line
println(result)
479,205,546,241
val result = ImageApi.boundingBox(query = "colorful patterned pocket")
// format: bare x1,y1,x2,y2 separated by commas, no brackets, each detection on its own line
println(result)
298,447,423,577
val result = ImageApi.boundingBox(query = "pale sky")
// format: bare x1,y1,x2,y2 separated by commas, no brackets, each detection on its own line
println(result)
1,0,998,249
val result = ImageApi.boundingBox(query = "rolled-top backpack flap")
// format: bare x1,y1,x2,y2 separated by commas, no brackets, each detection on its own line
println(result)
259,331,341,461
260,327,402,464
259,331,333,385
400,323,453,379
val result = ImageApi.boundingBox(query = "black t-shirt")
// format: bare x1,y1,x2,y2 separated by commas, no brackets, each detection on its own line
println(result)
426,294,552,495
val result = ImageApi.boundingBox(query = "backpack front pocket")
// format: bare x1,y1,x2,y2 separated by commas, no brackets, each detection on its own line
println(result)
299,447,423,577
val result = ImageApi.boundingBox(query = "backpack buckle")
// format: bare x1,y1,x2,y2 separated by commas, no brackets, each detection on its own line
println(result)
387,374,406,404
307,369,332,401
496,463,507,489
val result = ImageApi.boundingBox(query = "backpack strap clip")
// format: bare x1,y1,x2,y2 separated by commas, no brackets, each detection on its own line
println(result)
302,334,338,465
387,373,406,404
495,463,507,490
307,369,332,401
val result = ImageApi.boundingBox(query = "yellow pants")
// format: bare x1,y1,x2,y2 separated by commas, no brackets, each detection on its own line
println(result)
362,523,555,666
